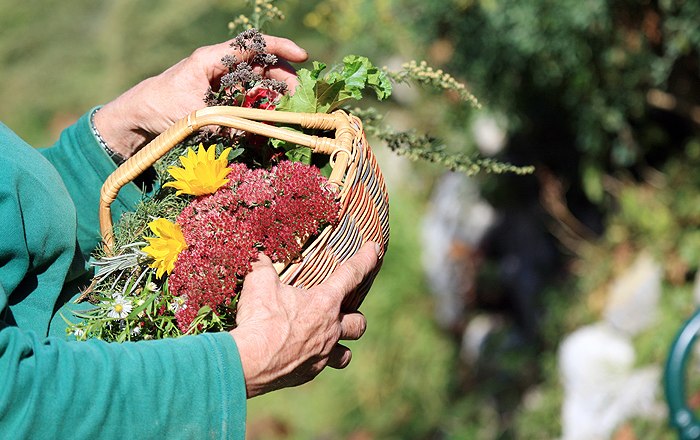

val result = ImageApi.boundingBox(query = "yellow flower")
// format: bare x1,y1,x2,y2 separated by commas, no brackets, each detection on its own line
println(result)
163,144,232,196
142,218,188,278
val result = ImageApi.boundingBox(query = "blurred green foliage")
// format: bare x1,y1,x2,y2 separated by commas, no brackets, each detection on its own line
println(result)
0,0,244,145
399,0,700,188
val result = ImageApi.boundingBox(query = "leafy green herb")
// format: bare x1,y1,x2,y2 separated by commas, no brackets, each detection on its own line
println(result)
278,56,392,114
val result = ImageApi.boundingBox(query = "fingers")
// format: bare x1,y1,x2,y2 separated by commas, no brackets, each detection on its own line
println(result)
249,252,274,271
256,36,307,91
340,312,367,340
263,35,308,63
318,242,380,302
191,35,307,83
267,58,302,91
241,253,279,289
327,344,352,369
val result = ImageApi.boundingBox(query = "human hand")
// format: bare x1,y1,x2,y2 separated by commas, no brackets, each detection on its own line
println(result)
230,242,380,398
94,35,308,159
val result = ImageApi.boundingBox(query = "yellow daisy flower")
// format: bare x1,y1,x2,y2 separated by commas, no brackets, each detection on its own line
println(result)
163,144,232,196
142,218,188,278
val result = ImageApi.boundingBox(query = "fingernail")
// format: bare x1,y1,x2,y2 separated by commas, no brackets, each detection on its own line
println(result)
374,242,381,256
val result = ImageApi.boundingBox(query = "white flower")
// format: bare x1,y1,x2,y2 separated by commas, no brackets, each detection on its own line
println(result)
72,328,85,339
107,297,133,319
169,299,187,313
131,326,142,336
146,282,159,292
169,295,188,313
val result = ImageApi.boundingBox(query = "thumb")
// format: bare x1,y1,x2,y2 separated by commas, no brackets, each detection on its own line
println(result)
315,242,380,302
243,253,278,285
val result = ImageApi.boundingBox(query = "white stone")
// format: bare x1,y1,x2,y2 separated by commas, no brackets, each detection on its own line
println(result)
421,173,498,329
603,252,662,336
460,314,503,365
559,323,666,440
472,114,507,156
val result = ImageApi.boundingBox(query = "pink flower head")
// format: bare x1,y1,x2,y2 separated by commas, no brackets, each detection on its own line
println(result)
236,168,275,206
168,161,340,332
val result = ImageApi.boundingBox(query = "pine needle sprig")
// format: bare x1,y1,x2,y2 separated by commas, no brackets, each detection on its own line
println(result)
386,60,481,109
110,192,190,252
350,107,533,176
380,129,533,176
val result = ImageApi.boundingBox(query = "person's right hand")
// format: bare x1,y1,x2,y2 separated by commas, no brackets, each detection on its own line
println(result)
229,242,380,398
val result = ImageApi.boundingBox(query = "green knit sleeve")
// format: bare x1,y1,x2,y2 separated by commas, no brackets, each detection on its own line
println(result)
0,322,247,439
39,108,147,260
0,119,247,439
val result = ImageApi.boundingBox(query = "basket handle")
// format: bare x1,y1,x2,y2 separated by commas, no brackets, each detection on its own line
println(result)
99,106,355,254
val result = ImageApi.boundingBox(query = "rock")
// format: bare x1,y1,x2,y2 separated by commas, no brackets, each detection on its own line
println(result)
460,314,503,365
472,114,507,156
559,323,666,440
421,172,497,330
603,252,662,336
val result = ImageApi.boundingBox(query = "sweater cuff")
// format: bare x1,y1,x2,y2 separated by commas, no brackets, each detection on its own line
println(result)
83,106,141,198
204,332,247,438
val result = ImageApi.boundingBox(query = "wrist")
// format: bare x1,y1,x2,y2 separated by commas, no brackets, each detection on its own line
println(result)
90,109,127,165
93,87,153,159
230,328,281,399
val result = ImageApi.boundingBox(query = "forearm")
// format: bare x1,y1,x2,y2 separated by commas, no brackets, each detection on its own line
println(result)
0,327,246,439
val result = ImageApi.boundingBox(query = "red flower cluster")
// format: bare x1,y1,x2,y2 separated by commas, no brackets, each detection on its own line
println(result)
243,86,280,110
167,161,340,331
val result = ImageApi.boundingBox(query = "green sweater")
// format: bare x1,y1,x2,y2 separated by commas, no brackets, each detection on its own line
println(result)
0,110,246,439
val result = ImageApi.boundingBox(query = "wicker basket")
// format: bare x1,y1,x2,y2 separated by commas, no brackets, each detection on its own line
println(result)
98,106,389,311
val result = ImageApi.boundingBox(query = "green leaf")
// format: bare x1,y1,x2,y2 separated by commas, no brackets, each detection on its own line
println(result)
196,305,212,316
329,55,392,101
229,147,244,160
278,69,321,113
319,161,333,178
316,80,346,113
310,61,327,79
278,56,392,115
327,56,368,90
285,146,312,164
270,126,307,160
127,294,157,320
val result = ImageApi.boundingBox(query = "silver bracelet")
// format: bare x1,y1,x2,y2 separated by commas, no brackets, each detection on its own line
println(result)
90,109,127,166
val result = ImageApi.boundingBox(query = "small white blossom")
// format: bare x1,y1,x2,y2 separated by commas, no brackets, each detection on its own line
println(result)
146,282,159,292
107,297,133,319
169,294,188,313
169,298,188,313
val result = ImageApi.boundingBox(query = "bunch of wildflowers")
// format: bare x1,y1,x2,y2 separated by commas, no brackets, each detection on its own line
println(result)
67,27,343,339
71,145,339,340
164,158,339,332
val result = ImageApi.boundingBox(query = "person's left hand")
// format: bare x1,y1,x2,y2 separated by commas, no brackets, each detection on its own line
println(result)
230,242,379,398
94,35,308,159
